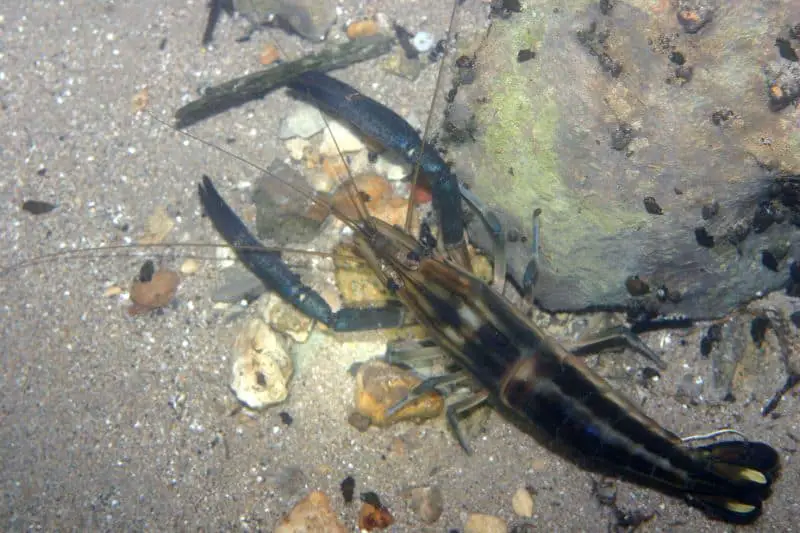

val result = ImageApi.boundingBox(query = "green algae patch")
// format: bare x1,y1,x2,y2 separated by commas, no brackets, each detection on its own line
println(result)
449,1,800,317
475,56,649,254
469,3,649,264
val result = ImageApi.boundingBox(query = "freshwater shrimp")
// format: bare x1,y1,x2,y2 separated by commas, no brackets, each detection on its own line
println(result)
1,0,788,516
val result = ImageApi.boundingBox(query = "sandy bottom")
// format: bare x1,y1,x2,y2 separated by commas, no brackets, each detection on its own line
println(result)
1,0,797,530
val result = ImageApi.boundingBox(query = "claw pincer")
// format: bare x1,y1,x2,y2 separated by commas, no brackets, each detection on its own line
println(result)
199,176,404,331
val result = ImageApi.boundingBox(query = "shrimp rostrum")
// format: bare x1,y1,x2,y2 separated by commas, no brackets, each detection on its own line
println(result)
195,70,780,524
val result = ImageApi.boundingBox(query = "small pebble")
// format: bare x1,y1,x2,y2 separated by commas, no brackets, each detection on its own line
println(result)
517,49,536,62
409,486,444,523
610,123,633,150
274,491,346,533
340,476,355,504
138,206,174,245
103,285,123,297
358,502,394,530
353,360,444,426
677,4,714,33
284,137,311,161
530,458,548,471
180,258,200,275
278,102,326,140
464,513,507,533
625,275,650,296
347,411,372,432
139,260,155,283
319,120,365,156
643,196,663,215
346,19,379,40
21,199,57,215
511,487,534,518
412,31,435,53
592,478,617,506
259,43,281,65
129,269,180,314
215,245,236,269
375,152,411,181
131,87,149,113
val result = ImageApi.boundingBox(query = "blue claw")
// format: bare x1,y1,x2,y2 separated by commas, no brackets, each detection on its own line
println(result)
199,175,405,331
199,175,335,324
287,71,464,250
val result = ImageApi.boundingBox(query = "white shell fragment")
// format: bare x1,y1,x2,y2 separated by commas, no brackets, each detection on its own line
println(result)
230,319,293,409
319,120,365,156
284,137,311,161
278,101,326,140
375,151,412,181
412,31,435,53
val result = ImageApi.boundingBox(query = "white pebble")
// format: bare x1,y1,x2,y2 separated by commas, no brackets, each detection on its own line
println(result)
412,31,435,53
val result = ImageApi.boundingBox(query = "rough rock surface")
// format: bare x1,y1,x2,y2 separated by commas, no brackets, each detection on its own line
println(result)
451,0,800,318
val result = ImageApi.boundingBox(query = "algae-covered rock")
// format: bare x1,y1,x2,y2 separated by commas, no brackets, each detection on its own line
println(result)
450,0,800,319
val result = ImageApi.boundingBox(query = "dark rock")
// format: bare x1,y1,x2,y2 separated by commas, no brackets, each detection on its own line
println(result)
599,0,615,16
676,2,714,34
139,260,155,283
610,123,633,150
694,227,714,248
762,250,779,272
750,316,771,346
701,201,719,220
776,38,799,62
669,51,686,65
517,49,536,62
625,276,650,296
710,109,733,126
643,196,663,215
21,200,56,215
340,476,355,504
347,412,372,432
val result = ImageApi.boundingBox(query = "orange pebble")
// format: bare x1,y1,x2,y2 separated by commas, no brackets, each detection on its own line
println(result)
129,269,180,313
346,19,379,40
358,503,394,530
259,43,280,65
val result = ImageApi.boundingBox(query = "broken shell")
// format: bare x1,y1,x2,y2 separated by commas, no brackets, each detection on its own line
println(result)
231,319,293,409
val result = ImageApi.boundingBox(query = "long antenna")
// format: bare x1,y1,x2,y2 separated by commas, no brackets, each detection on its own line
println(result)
147,112,365,234
403,0,461,235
